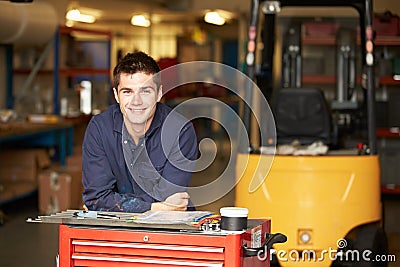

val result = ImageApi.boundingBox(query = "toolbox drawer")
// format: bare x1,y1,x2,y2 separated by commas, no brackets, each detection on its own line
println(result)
72,253,224,267
72,239,225,261
59,220,271,267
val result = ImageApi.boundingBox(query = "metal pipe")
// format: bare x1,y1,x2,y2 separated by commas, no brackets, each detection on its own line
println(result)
240,0,260,153
365,0,377,154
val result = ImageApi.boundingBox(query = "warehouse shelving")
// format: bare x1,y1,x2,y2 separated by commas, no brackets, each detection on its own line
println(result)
10,25,112,115
301,35,400,86
54,25,112,115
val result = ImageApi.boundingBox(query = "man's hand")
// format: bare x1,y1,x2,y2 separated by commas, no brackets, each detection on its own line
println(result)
151,192,190,211
165,192,190,208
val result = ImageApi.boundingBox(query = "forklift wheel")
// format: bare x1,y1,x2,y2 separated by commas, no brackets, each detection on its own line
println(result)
351,224,388,267
270,253,280,267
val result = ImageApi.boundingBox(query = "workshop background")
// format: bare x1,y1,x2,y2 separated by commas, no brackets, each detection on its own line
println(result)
0,0,399,266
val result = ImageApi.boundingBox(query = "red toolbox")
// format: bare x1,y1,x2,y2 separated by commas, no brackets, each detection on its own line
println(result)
58,219,274,267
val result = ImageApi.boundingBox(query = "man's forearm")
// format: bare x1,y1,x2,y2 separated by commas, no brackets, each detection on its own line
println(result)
84,192,152,213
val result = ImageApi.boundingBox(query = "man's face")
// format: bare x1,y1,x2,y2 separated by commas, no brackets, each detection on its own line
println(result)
114,72,162,128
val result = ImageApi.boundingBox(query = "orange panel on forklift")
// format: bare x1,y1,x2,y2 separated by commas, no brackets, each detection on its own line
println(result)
58,219,271,267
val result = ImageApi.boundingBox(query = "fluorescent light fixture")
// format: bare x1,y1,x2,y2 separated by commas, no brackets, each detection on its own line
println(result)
66,8,96,23
204,11,226,26
261,1,281,14
131,15,151,27
66,9,80,21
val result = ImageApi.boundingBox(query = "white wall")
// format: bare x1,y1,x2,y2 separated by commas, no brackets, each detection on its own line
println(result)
374,0,400,14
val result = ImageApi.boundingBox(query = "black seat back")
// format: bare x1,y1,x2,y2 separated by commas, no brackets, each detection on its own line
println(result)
271,88,331,145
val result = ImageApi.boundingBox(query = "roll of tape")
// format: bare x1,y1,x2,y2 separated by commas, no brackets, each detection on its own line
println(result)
220,207,248,231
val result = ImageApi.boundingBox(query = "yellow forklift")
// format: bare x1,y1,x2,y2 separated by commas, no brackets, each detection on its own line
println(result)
235,0,388,266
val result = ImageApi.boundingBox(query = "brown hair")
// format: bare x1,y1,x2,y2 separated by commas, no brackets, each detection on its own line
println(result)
113,51,161,90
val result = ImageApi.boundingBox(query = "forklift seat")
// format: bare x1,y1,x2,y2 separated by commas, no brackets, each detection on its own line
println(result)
271,88,332,145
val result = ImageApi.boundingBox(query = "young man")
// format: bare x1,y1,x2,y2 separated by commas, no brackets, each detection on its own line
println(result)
82,51,198,212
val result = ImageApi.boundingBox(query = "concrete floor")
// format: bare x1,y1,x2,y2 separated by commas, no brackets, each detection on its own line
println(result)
0,194,59,267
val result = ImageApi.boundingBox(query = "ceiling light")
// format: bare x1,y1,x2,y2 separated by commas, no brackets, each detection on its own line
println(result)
65,20,74,27
66,9,80,21
131,15,151,27
261,1,281,14
66,8,96,23
204,11,226,26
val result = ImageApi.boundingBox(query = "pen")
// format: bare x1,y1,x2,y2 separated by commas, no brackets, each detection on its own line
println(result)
73,211,120,219
97,213,120,219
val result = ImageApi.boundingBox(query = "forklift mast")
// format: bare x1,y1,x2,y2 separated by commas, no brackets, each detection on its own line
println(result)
282,23,302,88
243,0,377,154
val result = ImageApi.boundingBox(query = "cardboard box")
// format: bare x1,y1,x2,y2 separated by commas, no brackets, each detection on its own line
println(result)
38,166,83,215
66,153,82,167
0,182,37,204
0,149,51,205
0,148,51,183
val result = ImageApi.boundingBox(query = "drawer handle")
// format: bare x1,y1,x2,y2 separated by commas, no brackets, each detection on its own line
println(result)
243,232,287,257
72,254,223,267
72,240,224,253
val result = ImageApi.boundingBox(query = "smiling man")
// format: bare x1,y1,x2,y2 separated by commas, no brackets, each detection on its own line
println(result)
82,51,198,212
